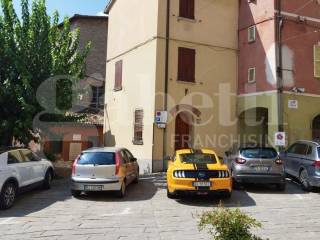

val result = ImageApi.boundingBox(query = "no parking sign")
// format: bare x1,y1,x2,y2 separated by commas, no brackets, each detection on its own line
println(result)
275,132,286,146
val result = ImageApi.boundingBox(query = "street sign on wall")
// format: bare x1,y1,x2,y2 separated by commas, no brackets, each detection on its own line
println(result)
288,100,298,109
275,132,286,146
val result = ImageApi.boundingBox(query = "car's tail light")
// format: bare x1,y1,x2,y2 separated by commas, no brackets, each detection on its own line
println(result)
72,155,80,176
219,171,230,178
275,156,283,165
115,151,121,175
312,160,320,168
173,170,186,178
235,158,246,164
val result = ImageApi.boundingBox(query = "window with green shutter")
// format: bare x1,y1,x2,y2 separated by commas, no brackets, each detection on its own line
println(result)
314,45,320,78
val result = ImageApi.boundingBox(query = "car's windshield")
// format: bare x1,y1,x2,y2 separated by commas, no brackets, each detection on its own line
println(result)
77,152,115,165
180,153,217,164
240,148,278,159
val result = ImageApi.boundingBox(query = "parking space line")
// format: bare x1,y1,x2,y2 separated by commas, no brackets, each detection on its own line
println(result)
294,194,304,199
0,217,20,225
101,207,131,217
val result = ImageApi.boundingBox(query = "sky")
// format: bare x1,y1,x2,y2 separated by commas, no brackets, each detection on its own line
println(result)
10,0,110,19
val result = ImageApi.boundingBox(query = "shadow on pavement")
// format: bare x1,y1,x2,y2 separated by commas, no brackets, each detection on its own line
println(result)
243,178,310,195
76,174,168,202
0,179,71,217
78,178,159,202
175,189,256,208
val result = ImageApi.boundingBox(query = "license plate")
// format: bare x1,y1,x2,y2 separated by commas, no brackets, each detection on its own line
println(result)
84,185,103,191
255,166,269,172
193,182,212,187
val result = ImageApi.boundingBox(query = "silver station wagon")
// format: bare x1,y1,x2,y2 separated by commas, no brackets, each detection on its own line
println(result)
282,140,320,191
224,145,286,190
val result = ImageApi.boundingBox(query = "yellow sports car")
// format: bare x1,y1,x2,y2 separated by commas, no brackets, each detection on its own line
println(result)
167,149,232,198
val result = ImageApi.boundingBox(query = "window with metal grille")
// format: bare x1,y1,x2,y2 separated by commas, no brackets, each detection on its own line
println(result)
178,47,196,83
179,0,195,19
133,109,143,145
114,60,123,91
248,25,256,43
248,67,256,83
314,45,320,78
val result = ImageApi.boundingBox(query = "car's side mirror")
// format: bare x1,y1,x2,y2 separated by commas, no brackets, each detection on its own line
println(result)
218,156,224,164
131,157,137,162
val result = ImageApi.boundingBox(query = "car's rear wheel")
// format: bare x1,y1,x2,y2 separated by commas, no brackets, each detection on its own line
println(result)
71,190,82,198
221,191,232,199
133,169,139,184
117,181,126,198
300,169,312,191
43,169,53,190
276,183,286,191
0,182,17,210
167,188,177,199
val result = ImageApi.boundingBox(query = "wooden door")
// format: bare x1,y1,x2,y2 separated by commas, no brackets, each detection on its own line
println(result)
175,112,191,150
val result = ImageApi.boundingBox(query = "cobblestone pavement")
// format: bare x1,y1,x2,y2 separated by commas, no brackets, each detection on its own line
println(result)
0,174,319,240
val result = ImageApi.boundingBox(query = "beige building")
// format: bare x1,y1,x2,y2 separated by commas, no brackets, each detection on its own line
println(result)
104,0,239,173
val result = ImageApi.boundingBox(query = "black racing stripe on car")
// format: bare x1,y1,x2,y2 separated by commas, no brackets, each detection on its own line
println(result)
192,163,199,190
195,163,209,170
193,149,203,154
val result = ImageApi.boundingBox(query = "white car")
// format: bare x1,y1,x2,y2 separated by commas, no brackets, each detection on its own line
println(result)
71,147,139,198
0,147,54,210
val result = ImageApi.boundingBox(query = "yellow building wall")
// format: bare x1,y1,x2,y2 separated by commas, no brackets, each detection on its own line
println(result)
153,0,239,170
106,0,159,60
106,0,239,172
283,93,320,145
237,92,279,146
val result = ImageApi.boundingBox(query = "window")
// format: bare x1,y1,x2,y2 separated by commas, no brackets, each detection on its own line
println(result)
306,146,313,155
314,45,320,78
120,150,129,164
180,153,217,164
248,67,256,83
77,152,115,165
179,0,195,19
7,150,24,164
133,109,144,145
114,60,123,91
240,148,278,159
178,47,196,83
21,149,40,162
288,143,308,155
248,26,256,43
124,149,135,162
90,85,104,109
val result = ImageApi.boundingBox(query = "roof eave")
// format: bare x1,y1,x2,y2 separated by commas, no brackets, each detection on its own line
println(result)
104,0,116,14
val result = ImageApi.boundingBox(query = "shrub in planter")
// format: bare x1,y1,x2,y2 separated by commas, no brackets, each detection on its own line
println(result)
198,205,264,240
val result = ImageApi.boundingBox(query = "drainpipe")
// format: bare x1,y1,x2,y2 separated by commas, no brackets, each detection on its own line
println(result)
276,0,284,148
163,0,170,170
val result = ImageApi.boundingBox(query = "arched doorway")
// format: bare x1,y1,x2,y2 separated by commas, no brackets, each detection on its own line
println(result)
238,107,269,145
175,112,193,150
312,115,320,140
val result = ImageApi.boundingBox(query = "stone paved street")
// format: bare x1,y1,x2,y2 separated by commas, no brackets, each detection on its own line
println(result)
0,175,320,240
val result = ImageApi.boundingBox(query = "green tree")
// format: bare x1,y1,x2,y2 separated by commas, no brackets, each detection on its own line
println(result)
0,0,90,146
